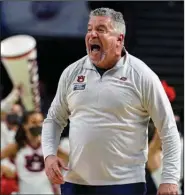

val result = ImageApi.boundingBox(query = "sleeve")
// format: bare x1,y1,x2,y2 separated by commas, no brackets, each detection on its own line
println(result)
41,68,70,160
1,88,20,112
142,73,181,185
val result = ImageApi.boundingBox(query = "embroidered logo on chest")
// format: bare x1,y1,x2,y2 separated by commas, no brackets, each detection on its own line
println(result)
73,75,86,91
77,75,85,82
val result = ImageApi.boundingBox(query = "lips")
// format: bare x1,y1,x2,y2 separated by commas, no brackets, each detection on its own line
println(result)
90,44,101,52
89,43,102,59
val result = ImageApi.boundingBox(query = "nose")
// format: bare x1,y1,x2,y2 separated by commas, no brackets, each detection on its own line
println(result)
90,30,98,38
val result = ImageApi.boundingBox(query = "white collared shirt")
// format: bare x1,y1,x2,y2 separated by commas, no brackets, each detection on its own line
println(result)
42,51,181,185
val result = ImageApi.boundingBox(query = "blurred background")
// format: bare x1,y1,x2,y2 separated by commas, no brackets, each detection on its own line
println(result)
0,1,184,195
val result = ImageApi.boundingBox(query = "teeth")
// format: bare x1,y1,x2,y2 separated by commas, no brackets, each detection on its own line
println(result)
92,48,100,52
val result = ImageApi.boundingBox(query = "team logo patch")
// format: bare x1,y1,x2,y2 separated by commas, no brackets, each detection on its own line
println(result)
77,75,85,83
120,77,127,81
73,75,86,91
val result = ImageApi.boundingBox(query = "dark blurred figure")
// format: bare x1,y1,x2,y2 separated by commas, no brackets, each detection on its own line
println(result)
6,114,20,131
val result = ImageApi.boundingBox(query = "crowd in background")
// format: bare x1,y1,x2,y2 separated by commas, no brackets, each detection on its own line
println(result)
0,85,69,194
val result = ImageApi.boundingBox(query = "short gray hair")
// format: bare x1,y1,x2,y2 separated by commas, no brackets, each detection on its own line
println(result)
90,7,126,36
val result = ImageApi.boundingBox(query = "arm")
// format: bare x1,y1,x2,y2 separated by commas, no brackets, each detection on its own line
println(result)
1,87,20,112
148,128,161,156
1,165,16,178
1,159,16,178
147,128,162,173
1,143,18,160
41,69,70,160
143,73,181,184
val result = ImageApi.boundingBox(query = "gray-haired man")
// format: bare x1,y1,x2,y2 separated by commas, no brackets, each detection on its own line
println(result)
42,8,181,195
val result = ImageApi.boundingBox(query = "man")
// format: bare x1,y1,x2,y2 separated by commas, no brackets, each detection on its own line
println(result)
42,8,181,195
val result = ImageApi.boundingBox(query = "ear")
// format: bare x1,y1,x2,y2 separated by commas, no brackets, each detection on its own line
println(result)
117,34,124,46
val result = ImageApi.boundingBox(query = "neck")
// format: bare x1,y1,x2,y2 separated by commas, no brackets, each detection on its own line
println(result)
96,55,122,69
26,132,40,148
28,138,40,148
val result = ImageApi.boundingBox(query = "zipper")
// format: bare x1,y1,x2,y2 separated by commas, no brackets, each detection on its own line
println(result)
99,75,103,82
98,68,113,82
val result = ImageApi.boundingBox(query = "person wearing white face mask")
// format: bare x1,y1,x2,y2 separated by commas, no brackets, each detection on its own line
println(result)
42,7,181,195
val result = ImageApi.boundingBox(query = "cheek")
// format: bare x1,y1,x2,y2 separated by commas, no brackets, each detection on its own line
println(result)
85,35,89,47
110,40,119,53
99,36,114,49
24,128,30,135
36,121,42,126
116,39,122,48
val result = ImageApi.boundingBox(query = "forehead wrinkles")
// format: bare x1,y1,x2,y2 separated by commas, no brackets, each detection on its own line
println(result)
88,16,114,29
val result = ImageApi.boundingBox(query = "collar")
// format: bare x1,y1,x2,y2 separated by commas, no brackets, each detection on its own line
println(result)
83,47,129,70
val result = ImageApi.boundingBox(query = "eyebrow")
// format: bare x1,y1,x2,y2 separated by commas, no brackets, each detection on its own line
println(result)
87,24,107,28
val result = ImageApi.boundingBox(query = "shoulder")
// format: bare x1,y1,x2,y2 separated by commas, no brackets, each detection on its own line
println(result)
57,55,88,89
61,55,88,78
127,53,159,82
1,143,19,159
9,143,19,152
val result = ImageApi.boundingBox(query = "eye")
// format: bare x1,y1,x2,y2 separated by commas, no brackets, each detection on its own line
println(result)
98,29,104,32
87,28,92,32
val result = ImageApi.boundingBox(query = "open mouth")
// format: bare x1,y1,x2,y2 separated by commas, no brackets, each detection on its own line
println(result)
90,44,101,52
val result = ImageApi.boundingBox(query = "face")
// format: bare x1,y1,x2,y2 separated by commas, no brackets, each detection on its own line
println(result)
5,114,19,130
29,112,44,127
11,104,23,117
85,16,124,69
25,112,44,139
28,112,44,127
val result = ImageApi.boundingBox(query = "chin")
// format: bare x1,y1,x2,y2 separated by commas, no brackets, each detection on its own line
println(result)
91,60,99,65
89,56,102,65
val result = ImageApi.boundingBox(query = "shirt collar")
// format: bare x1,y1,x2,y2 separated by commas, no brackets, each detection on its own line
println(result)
83,47,129,70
